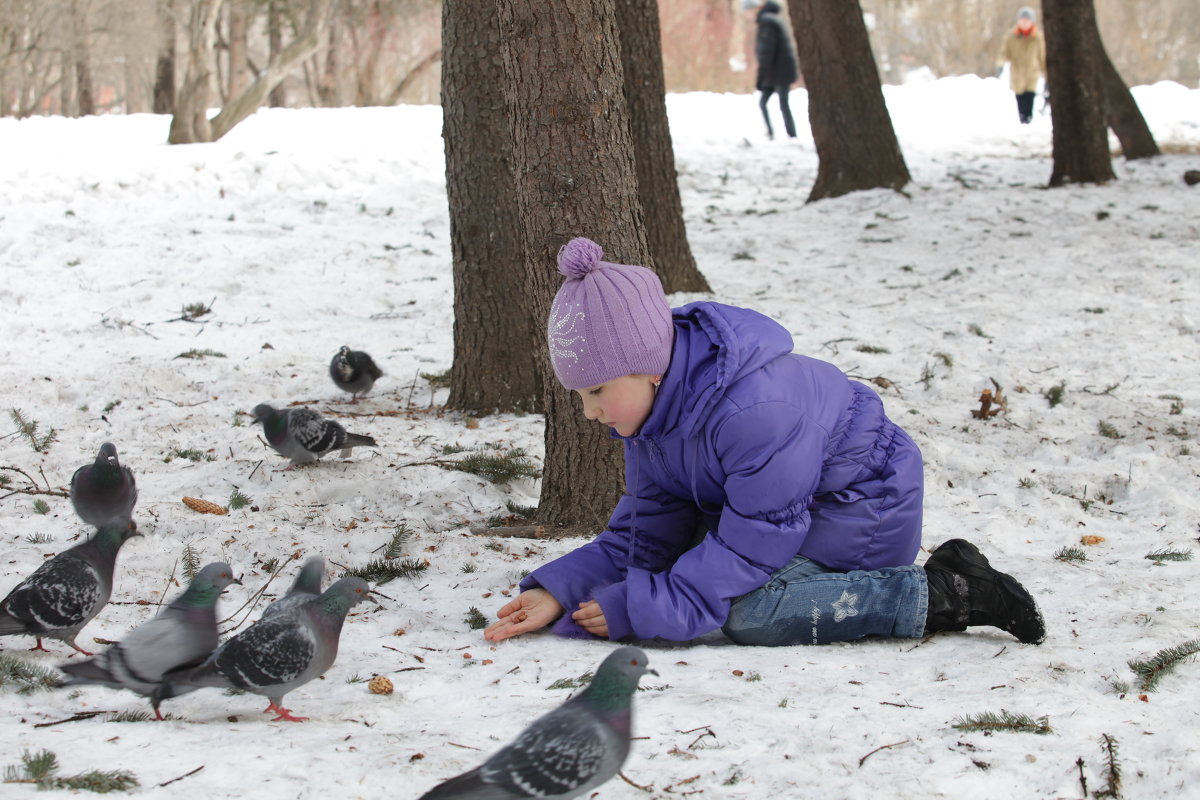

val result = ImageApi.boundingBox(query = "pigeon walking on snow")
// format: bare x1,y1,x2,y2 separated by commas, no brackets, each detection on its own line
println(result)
69,442,138,529
261,556,325,620
159,576,370,721
251,403,378,467
419,646,657,799
330,346,383,402
0,521,141,655
59,562,241,718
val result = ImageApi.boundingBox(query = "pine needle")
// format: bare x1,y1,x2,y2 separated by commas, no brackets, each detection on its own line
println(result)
1053,546,1088,563
464,607,488,629
950,710,1052,735
8,408,58,451
442,447,541,484
1128,638,1200,692
547,671,595,691
0,655,63,694
228,487,252,510
1144,548,1192,563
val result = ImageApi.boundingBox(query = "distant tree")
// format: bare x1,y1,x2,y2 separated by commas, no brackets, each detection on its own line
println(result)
1042,0,1114,186
225,0,250,101
71,0,95,116
497,0,650,531
267,0,286,107
169,0,333,143
443,2,541,415
614,0,709,294
786,0,910,201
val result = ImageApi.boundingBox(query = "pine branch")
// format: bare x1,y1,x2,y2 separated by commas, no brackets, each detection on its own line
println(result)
340,557,426,585
464,607,488,630
1093,733,1122,798
1128,638,1200,692
1144,548,1192,563
3,749,138,793
950,710,1052,735
0,655,63,694
384,524,412,559
181,545,201,582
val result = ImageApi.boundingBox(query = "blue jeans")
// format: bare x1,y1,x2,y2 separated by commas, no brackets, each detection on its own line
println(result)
723,554,928,646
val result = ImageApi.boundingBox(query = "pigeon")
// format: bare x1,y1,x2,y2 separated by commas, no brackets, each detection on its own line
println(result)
59,562,241,719
69,442,138,529
159,576,370,721
251,403,378,467
419,646,657,800
0,521,141,655
261,556,325,620
330,346,383,402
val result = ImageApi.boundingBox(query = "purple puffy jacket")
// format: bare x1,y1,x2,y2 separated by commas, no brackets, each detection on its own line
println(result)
523,301,924,641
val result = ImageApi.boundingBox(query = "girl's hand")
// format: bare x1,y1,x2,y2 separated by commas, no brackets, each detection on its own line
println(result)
572,600,609,638
483,589,564,642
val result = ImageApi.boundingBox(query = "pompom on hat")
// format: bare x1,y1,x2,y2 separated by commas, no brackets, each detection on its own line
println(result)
547,237,673,391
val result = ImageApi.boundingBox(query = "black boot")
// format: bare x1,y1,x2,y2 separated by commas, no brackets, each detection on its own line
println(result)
923,539,1046,645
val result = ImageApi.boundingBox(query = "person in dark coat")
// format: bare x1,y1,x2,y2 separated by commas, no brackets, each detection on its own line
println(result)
750,0,799,139
483,237,1047,649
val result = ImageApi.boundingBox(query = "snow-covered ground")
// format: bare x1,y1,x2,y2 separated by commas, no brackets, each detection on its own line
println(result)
1,74,1198,798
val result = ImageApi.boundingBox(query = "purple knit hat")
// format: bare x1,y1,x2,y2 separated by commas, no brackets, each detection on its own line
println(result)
547,237,673,390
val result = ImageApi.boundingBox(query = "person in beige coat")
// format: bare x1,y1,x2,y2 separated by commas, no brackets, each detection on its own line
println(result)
999,6,1047,123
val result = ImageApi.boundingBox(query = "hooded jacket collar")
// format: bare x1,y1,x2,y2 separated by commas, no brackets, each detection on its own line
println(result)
627,301,795,441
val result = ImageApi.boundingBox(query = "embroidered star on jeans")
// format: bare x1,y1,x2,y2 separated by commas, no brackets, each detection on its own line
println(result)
832,590,860,622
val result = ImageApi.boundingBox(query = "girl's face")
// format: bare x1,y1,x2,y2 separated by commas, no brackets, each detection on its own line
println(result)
1017,18,1033,32
576,374,660,437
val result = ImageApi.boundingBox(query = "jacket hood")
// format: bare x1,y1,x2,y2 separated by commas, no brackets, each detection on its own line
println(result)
637,301,795,440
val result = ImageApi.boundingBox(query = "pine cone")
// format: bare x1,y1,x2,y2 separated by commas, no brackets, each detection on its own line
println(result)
368,675,394,695
182,496,229,515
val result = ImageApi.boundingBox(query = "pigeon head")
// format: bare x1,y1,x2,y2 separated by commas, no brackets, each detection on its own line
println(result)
319,577,371,615
582,646,656,712
251,404,277,425
177,562,241,607
98,442,120,466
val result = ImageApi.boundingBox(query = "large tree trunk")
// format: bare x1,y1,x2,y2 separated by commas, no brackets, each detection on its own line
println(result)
1099,45,1159,159
153,0,177,114
787,0,910,201
614,0,709,295
1044,0,1115,186
443,2,541,416
498,0,650,531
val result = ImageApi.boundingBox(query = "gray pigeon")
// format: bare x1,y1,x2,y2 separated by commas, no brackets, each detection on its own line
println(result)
419,646,657,800
330,346,383,402
0,521,141,655
251,403,378,468
59,562,241,719
261,556,325,620
159,576,370,721
69,442,138,528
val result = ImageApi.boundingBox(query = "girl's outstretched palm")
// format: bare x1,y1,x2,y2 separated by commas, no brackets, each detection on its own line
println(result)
483,588,564,642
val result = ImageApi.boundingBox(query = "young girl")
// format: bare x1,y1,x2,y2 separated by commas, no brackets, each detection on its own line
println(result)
483,238,1044,647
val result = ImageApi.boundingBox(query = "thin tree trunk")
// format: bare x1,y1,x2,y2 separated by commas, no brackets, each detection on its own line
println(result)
787,0,910,201
168,0,222,144
614,0,709,294
72,0,95,116
443,3,540,415
1043,0,1115,185
227,0,250,99
154,0,177,114
267,0,286,107
498,0,650,531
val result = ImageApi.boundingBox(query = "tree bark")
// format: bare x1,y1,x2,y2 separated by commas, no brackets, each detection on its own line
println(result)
1043,0,1115,186
614,0,709,294
1099,44,1159,159
442,2,541,416
497,0,650,531
153,0,177,114
787,0,910,201
71,0,95,116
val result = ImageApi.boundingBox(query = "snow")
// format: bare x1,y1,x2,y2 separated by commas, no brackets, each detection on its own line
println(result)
1,75,1199,798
